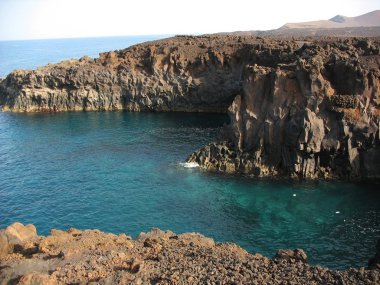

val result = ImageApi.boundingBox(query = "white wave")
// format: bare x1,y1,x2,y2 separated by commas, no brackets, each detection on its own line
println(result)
179,162,199,168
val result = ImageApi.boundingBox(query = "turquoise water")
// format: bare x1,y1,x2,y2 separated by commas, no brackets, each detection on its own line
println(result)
0,112,379,269
0,35,170,77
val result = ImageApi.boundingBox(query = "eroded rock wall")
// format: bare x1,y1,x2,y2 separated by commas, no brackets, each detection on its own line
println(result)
187,39,380,179
0,36,273,113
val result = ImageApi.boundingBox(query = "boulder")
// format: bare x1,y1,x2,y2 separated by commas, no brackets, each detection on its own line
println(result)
4,222,37,245
137,228,175,243
274,249,308,263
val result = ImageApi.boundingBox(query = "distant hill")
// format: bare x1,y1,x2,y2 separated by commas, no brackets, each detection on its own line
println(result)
281,10,380,29
223,10,380,38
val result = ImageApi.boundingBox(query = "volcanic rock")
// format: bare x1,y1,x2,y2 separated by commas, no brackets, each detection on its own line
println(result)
0,223,379,284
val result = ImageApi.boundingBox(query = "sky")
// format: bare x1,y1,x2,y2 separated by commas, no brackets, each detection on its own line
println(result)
0,0,379,41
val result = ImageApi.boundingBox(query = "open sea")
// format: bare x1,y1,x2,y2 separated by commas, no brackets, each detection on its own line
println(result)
0,36,379,270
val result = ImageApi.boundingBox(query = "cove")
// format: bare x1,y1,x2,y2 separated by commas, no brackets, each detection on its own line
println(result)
0,111,379,269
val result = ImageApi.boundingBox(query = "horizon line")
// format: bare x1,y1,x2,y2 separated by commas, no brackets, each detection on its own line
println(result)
0,33,180,43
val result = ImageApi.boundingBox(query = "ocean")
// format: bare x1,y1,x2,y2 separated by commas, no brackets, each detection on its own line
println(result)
0,35,170,77
0,36,379,269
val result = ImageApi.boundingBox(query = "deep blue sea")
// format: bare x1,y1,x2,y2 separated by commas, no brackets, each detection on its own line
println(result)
0,35,170,77
0,36,379,270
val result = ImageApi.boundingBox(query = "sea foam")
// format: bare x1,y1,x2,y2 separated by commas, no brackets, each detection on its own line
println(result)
179,162,199,168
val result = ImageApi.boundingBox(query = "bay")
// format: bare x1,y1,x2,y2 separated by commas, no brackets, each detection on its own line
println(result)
0,35,379,270
0,111,379,269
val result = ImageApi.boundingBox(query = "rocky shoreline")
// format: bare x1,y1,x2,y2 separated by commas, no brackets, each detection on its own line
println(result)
0,35,380,180
0,223,378,284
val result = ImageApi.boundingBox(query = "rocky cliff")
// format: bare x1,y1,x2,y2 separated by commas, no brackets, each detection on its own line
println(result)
186,37,380,180
0,36,262,113
1,35,380,179
0,223,379,284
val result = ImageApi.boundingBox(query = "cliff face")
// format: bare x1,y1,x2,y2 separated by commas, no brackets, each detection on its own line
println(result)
186,38,380,179
1,35,380,179
0,36,266,113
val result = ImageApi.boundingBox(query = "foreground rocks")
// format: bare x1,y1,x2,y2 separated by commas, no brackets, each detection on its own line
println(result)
0,223,379,284
0,223,37,258
1,35,380,180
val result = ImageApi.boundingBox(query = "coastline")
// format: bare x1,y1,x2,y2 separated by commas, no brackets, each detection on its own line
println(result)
1,35,379,180
0,6,379,284
0,35,379,283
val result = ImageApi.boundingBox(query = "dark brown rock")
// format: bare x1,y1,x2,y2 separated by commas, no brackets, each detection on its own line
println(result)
186,37,380,180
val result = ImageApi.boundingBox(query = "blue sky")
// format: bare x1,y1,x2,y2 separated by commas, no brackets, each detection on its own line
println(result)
0,0,379,40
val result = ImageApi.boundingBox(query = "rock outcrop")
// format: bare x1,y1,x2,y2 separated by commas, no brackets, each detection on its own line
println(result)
0,223,379,284
1,35,380,179
0,36,263,113
187,38,380,180
0,223,37,258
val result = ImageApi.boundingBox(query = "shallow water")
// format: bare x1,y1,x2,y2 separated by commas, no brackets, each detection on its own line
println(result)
0,111,379,269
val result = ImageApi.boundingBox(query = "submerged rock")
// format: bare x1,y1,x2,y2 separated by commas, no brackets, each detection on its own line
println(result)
0,223,379,284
